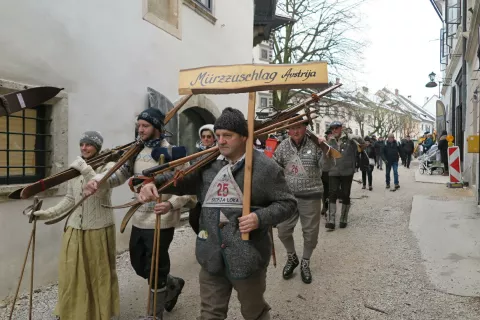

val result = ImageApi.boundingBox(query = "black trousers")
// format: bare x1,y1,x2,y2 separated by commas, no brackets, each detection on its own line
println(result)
361,169,372,186
329,175,353,205
405,153,412,168
321,171,330,210
129,225,175,288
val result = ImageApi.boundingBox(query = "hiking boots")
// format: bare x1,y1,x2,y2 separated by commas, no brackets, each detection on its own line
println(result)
368,186,373,191
386,184,390,189
300,259,312,284
395,184,400,189
339,204,350,228
165,275,185,312
282,252,299,279
326,203,336,230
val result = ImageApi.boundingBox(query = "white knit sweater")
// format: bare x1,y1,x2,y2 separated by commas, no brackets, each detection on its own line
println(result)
41,162,116,230
97,140,197,230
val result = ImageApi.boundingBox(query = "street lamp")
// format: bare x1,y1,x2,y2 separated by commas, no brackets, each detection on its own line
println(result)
425,72,438,88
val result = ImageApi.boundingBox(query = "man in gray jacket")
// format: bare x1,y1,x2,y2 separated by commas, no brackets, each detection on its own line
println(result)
273,117,324,284
138,107,297,320
325,121,365,230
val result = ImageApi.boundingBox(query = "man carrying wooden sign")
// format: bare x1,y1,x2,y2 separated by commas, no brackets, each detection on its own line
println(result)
137,62,334,319
139,107,297,319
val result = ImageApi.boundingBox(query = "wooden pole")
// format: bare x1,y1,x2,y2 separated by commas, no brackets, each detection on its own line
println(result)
241,92,256,241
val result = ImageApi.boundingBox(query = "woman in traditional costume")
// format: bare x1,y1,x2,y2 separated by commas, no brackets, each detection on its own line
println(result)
27,131,120,320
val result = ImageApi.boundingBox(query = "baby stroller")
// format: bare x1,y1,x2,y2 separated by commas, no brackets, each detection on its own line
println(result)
418,145,444,175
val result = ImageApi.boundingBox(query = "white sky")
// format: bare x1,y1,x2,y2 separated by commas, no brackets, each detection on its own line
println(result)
350,0,443,106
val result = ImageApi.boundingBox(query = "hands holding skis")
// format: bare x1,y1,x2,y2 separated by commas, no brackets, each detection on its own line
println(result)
84,180,99,197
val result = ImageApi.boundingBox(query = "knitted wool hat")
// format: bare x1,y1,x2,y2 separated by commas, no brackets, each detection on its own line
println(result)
214,107,248,137
80,131,103,151
137,108,165,131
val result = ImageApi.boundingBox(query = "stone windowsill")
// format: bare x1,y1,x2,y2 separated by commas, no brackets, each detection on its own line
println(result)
183,0,217,25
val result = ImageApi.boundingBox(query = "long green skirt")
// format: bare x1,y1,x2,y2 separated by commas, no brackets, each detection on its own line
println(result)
54,225,120,320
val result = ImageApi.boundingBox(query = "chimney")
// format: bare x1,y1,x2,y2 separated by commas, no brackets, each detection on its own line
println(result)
425,97,429,103
335,78,340,84
362,86,369,93
408,95,411,99
395,89,399,96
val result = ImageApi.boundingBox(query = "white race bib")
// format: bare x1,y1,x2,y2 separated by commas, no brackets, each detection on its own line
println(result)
285,155,307,177
203,164,244,208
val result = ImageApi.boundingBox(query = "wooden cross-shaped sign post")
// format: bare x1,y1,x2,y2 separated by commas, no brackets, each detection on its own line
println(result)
178,62,329,240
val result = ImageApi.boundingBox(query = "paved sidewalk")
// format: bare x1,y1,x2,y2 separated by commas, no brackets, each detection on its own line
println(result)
414,169,449,184
409,194,480,297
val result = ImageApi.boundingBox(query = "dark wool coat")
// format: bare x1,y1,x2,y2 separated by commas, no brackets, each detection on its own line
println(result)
152,151,297,280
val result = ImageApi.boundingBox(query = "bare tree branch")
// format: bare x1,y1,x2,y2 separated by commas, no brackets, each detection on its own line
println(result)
271,0,367,110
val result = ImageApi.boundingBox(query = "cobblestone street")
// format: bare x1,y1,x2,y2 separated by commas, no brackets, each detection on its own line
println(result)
2,160,480,320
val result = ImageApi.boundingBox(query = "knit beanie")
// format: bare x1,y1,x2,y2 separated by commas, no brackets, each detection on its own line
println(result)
137,108,165,131
80,131,103,151
214,107,248,137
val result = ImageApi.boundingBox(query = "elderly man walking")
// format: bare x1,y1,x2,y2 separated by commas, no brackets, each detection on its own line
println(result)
324,121,365,230
272,117,324,284
137,107,297,320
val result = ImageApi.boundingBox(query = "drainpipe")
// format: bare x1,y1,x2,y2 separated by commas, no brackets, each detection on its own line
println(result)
461,0,467,176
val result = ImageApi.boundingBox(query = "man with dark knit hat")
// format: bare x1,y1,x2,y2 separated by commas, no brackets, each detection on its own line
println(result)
84,108,196,319
137,107,297,320
272,116,324,284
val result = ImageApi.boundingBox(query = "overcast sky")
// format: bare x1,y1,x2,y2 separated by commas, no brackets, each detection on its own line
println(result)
350,0,443,106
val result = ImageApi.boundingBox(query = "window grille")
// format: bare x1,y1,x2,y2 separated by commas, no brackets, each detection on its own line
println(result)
0,105,51,185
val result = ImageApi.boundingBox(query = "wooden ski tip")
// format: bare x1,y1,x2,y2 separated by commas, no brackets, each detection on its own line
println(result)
8,188,22,199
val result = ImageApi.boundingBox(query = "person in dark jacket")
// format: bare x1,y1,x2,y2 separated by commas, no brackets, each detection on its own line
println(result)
374,136,385,170
137,108,297,320
324,121,365,230
399,138,407,166
401,135,415,169
437,130,449,176
360,136,376,190
382,133,404,190
321,129,333,216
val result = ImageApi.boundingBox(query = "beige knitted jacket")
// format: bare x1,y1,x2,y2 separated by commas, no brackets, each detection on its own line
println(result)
41,162,116,230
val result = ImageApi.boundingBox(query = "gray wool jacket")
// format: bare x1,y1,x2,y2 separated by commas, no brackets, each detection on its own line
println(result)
273,136,323,198
327,132,365,176
151,151,297,280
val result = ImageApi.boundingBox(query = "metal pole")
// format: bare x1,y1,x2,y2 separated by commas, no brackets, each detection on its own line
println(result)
461,0,467,166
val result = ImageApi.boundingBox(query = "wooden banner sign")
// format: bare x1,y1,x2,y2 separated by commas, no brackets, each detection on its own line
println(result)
178,62,329,95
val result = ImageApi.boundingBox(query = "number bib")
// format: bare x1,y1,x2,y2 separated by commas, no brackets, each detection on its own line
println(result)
203,164,244,209
285,155,307,177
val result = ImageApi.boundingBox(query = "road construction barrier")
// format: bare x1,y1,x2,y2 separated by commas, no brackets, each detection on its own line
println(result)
447,146,462,183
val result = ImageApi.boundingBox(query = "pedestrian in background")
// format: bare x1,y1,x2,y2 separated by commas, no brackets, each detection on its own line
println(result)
382,133,404,190
360,136,376,191
402,135,414,169
374,136,385,170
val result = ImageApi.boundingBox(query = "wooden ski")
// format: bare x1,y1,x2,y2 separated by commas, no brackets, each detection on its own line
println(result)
0,86,63,117
8,142,134,200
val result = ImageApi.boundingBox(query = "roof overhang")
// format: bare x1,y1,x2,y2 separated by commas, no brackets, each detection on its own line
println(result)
429,0,444,23
254,0,294,46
